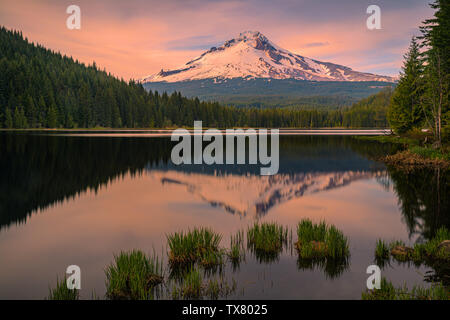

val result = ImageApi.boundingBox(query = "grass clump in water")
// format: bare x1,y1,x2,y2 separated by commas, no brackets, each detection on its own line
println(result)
379,227,450,264
200,250,224,270
418,227,450,261
374,228,450,286
247,222,288,262
295,219,349,260
228,230,245,266
167,227,224,269
170,267,237,300
205,277,237,300
295,219,350,278
375,239,390,259
105,250,163,300
47,277,79,300
362,277,449,300
374,239,390,267
172,267,203,299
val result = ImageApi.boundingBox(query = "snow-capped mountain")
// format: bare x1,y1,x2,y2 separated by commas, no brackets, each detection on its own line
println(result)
142,31,395,83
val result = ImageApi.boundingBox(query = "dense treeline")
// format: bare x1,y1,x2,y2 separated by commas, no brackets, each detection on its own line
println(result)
339,87,392,128
388,0,449,143
0,26,391,129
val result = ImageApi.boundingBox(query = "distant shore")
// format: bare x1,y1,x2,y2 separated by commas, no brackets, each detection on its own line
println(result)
0,128,392,136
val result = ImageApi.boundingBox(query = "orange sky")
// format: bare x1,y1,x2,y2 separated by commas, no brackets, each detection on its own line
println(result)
0,0,433,79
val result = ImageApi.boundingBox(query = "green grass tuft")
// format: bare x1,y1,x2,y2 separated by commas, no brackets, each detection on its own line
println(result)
205,277,237,300
167,227,224,269
105,250,163,300
409,146,450,161
247,222,288,262
362,277,449,300
178,267,203,299
295,219,349,260
374,239,391,267
47,277,79,300
380,227,450,264
228,230,245,266
375,239,390,260
170,267,237,300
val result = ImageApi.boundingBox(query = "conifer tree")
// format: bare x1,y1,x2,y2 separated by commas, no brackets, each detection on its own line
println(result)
419,0,450,143
47,104,58,128
4,108,13,128
387,38,423,133
13,107,28,128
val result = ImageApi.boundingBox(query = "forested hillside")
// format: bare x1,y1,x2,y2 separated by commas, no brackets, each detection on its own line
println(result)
0,27,392,129
143,78,393,109
0,27,163,128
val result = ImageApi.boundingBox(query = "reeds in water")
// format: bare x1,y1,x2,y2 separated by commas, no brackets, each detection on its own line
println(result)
105,250,163,300
228,230,245,264
167,227,224,269
374,239,390,267
295,219,349,260
205,277,237,300
47,277,79,300
247,222,288,262
170,267,237,300
173,267,203,299
378,227,450,264
362,277,449,300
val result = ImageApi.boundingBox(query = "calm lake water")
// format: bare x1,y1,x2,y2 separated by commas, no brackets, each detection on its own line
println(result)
0,132,448,299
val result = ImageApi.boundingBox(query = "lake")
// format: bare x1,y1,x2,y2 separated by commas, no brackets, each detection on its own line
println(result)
0,131,448,299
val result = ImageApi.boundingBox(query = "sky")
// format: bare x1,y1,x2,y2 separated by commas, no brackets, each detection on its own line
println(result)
0,0,434,80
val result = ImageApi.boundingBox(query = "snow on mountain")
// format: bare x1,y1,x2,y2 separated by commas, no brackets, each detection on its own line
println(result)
142,31,395,83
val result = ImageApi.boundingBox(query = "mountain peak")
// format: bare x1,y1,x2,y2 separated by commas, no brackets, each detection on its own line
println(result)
218,30,275,53
239,30,262,38
234,31,277,51
237,30,267,42
142,31,395,83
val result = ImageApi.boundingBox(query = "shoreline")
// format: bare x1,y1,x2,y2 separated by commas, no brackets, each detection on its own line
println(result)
0,128,392,136
356,135,450,169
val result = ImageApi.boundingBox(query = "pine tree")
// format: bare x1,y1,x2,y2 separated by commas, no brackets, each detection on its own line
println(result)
13,107,28,128
4,108,13,128
47,104,58,128
26,95,38,127
37,96,46,128
387,38,424,133
419,0,450,143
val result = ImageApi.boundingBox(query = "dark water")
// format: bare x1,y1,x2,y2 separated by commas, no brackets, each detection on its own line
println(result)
0,132,448,299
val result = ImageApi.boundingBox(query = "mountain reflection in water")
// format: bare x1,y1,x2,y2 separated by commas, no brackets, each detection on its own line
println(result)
157,170,388,217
